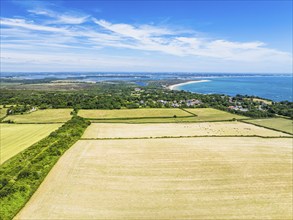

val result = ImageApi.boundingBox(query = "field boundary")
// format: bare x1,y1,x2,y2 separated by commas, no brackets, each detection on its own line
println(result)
83,115,195,120
89,119,241,124
0,115,7,122
239,119,293,135
180,108,198,116
80,135,292,140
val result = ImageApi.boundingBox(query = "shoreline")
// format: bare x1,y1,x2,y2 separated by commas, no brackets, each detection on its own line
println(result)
168,80,210,90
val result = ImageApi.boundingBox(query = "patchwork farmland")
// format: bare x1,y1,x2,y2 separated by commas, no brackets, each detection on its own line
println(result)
1,108,292,219
79,108,247,123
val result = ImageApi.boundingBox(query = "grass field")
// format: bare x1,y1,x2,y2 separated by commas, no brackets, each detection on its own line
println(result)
83,122,290,139
184,108,247,121
78,108,192,119
0,107,8,119
0,123,61,164
83,108,247,123
5,109,72,123
15,138,292,220
245,118,293,134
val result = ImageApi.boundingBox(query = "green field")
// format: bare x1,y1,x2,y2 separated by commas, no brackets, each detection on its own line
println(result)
88,108,247,123
5,109,72,123
0,107,8,119
245,118,293,134
0,123,61,164
185,108,247,121
78,108,192,119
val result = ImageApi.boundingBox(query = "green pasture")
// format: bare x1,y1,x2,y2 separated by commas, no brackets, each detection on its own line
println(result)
0,123,61,164
78,108,192,119
5,109,72,123
245,117,293,134
88,108,247,123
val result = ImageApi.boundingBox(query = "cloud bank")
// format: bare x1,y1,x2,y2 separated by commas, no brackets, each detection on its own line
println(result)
1,8,292,72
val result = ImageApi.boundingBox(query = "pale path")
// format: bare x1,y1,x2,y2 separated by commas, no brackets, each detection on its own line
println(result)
15,138,292,219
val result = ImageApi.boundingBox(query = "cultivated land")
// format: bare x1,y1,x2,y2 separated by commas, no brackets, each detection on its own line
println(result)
5,109,72,123
245,118,293,134
184,108,247,121
82,122,291,139
0,123,61,164
78,108,192,119
15,138,293,220
82,108,246,123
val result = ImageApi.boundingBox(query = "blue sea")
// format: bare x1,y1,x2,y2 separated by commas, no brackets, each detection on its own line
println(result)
175,76,292,102
1,72,292,102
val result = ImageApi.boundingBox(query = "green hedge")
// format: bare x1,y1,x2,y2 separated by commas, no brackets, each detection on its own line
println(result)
0,116,90,220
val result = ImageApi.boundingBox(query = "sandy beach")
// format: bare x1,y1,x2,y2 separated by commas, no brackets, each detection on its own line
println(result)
168,80,210,90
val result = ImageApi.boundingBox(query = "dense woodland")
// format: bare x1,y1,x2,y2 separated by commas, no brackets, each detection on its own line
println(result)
0,82,292,118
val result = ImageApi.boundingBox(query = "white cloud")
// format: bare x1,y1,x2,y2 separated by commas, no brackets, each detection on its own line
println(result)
29,9,89,24
92,19,292,62
1,14,292,72
0,18,68,33
94,19,173,39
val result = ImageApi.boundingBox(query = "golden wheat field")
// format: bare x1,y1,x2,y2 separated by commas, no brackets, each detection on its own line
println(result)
82,121,290,139
15,138,292,220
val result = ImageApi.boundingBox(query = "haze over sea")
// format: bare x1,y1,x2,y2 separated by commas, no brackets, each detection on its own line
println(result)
1,72,292,102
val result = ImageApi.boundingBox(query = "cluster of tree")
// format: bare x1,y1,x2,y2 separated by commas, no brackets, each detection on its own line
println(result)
6,105,34,115
0,116,90,220
0,83,292,118
268,101,293,118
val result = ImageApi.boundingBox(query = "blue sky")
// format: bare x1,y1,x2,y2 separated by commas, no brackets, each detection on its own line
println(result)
1,0,292,73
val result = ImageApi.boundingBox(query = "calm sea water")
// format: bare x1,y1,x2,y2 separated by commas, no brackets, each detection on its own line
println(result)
1,72,292,102
176,76,293,102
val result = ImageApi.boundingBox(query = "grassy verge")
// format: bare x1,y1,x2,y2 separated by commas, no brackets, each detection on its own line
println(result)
0,116,90,220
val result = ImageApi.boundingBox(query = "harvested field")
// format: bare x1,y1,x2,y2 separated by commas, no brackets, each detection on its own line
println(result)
245,118,293,134
5,109,72,123
78,108,192,119
184,108,247,121
82,122,290,139
15,138,293,219
0,123,61,164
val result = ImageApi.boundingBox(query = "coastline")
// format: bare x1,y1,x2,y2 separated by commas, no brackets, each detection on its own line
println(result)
168,80,210,90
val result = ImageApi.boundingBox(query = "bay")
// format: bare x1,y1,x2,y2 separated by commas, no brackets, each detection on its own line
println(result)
175,76,293,102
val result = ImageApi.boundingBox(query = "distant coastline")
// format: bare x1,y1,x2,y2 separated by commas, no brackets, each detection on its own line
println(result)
168,80,210,90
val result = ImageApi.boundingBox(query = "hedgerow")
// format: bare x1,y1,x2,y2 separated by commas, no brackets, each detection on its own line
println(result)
0,116,90,220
